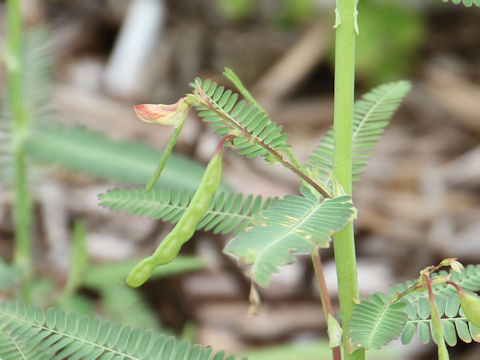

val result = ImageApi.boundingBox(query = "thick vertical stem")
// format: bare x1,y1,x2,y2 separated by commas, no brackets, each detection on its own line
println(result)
6,0,32,302
332,0,364,358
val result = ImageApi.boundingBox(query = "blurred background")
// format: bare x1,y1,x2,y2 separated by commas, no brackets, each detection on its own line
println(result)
0,0,479,359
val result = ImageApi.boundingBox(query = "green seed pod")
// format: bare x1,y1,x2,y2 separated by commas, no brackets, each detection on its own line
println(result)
458,289,480,327
174,222,197,241
189,196,211,215
176,207,204,232
125,257,156,288
125,149,223,287
153,239,182,265
192,150,223,196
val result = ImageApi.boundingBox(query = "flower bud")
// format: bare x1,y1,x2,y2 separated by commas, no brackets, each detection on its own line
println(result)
134,97,190,127
439,258,464,273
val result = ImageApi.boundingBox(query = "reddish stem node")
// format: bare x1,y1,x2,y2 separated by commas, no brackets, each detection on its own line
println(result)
217,135,235,152
446,281,462,292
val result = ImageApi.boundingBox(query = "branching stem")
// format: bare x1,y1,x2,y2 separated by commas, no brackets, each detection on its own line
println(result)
217,134,235,151
197,90,331,198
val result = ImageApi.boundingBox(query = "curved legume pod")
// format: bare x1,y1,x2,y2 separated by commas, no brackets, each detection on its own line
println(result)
126,149,223,287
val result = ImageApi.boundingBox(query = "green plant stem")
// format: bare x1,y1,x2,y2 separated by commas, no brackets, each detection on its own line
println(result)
6,0,32,303
311,249,342,360
332,0,364,358
146,119,186,191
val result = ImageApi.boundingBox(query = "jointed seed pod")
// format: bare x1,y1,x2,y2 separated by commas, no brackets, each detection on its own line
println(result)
126,149,223,288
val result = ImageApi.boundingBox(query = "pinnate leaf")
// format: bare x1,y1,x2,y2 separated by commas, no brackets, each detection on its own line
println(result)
99,188,273,236
0,301,243,360
348,293,408,349
307,81,411,183
349,265,480,349
224,191,356,287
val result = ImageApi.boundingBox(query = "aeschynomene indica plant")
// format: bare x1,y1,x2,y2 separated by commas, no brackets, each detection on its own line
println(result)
2,0,480,359
100,2,480,360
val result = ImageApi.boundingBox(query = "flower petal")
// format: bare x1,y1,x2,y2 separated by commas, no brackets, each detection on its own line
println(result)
133,97,190,126
133,104,177,124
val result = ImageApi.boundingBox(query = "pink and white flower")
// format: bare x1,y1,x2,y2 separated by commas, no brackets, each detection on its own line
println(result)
133,97,190,127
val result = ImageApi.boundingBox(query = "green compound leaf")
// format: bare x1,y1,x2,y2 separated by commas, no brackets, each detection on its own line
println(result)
223,67,266,113
224,191,356,287
307,81,411,183
22,26,54,128
99,188,274,237
400,306,480,346
348,293,408,350
27,125,216,192
349,265,480,349
402,265,480,305
399,266,480,345
0,302,243,360
1,26,53,185
191,77,290,160
442,0,480,7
